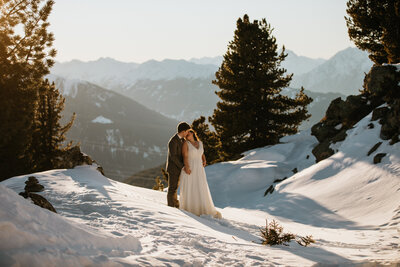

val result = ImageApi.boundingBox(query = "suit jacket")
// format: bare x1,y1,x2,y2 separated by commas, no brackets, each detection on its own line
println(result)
166,134,184,177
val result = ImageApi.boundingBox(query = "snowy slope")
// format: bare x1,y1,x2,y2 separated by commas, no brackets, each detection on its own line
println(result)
208,111,400,221
0,183,141,266
1,112,399,266
1,166,311,266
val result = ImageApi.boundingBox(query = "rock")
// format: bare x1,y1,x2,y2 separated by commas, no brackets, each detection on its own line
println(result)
331,129,348,143
363,65,399,101
53,146,93,169
264,185,274,196
364,65,400,144
373,153,386,164
96,165,105,176
325,97,345,122
367,142,382,156
311,64,400,160
311,94,371,147
371,107,389,121
274,177,287,183
380,122,395,140
311,122,340,143
19,177,57,213
292,168,298,174
390,135,399,145
19,192,57,213
367,123,374,129
24,176,44,193
52,146,105,175
312,141,334,163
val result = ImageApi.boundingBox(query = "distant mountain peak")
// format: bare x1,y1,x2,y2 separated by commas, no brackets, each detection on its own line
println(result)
290,47,373,95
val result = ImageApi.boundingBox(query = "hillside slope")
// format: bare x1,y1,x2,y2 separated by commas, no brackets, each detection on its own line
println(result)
1,110,399,266
49,75,178,181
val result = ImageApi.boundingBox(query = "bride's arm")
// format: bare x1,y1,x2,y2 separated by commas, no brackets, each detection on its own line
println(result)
202,153,207,167
182,142,191,174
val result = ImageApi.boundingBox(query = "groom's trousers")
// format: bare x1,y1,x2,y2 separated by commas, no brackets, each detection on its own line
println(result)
167,171,180,208
166,134,184,208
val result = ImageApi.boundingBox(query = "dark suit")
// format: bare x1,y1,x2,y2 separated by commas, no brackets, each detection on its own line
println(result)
166,133,184,207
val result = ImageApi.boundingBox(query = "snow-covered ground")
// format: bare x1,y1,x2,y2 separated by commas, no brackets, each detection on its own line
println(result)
1,112,399,266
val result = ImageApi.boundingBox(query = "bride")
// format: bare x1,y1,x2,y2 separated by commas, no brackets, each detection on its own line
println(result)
179,129,222,219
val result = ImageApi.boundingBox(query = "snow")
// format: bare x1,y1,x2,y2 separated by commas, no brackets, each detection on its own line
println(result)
0,176,141,266
46,74,83,98
51,58,218,91
334,123,343,130
1,113,400,266
91,116,113,124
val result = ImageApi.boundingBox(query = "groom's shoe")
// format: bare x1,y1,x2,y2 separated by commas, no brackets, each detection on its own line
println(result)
174,200,180,208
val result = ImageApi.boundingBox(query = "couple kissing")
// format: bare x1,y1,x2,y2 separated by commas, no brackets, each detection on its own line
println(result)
166,122,222,219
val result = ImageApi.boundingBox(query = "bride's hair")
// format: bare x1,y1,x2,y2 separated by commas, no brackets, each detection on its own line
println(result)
189,129,199,141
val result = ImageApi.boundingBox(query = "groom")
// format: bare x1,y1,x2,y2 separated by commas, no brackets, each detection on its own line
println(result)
166,122,191,207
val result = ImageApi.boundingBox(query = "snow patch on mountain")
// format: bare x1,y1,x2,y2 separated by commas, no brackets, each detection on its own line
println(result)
91,116,113,124
282,50,326,75
51,58,218,91
189,56,223,66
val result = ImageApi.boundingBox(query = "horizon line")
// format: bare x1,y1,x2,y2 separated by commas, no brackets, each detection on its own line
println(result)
54,46,357,65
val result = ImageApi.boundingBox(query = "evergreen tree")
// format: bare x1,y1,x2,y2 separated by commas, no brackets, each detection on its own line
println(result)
210,15,312,157
31,79,75,171
0,0,57,180
191,116,224,164
345,0,400,64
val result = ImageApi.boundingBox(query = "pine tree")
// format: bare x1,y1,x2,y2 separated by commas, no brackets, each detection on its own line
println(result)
191,116,224,164
210,15,312,157
345,0,400,64
31,79,75,171
0,0,57,180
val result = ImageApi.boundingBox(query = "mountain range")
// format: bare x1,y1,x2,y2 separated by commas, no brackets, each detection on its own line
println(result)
48,75,178,181
51,47,372,122
291,47,373,95
51,57,217,93
50,47,370,181
51,47,371,95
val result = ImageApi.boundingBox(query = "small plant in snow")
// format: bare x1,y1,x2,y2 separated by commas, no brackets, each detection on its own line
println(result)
153,168,169,191
152,176,164,191
296,235,316,247
260,220,295,246
259,219,315,247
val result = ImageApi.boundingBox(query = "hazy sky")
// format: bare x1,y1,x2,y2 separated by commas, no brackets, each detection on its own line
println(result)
49,0,353,63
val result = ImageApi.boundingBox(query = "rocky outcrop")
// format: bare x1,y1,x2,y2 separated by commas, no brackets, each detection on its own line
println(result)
311,64,400,162
363,65,399,99
53,146,105,175
365,65,400,143
23,176,44,193
311,94,378,162
19,176,57,213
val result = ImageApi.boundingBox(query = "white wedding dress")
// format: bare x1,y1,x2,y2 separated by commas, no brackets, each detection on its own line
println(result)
179,141,222,219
